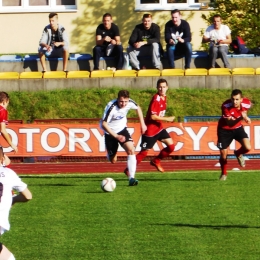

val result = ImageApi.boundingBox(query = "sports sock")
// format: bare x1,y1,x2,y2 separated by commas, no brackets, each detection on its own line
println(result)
219,158,227,175
235,147,249,157
127,154,137,179
136,150,148,165
154,144,175,162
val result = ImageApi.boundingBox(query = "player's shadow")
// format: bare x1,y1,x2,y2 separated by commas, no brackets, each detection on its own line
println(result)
140,178,215,182
152,223,260,230
31,183,75,186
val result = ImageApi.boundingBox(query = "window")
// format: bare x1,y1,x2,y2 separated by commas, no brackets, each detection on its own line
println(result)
0,0,76,12
136,0,203,11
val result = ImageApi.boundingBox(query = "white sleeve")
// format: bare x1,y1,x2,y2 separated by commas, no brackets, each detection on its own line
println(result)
8,169,27,192
224,25,231,35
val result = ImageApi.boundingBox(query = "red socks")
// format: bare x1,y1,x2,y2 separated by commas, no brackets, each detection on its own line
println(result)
235,147,249,157
219,158,227,175
136,144,175,165
154,144,175,163
136,150,148,165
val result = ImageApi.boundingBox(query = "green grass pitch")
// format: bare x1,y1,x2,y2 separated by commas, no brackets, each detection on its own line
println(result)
2,171,260,260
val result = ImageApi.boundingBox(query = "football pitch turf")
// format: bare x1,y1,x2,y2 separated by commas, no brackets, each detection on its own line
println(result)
2,171,260,260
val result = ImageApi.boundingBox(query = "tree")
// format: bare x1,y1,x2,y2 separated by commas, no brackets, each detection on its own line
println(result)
201,0,260,49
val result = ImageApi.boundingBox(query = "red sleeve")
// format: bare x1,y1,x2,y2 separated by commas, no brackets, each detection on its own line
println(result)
241,98,251,111
0,107,8,124
149,95,160,116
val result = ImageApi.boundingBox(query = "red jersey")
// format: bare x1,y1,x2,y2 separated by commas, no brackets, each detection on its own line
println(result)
0,105,8,124
144,93,167,136
218,98,251,129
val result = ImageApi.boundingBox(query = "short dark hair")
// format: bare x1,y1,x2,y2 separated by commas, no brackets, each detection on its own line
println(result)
171,9,181,15
213,14,222,20
157,79,168,88
0,92,9,103
49,12,58,19
231,89,243,97
103,13,112,19
142,13,152,19
118,90,130,99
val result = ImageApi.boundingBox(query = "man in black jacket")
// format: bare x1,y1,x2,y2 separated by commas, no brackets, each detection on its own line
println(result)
165,9,192,69
93,13,124,71
127,14,161,70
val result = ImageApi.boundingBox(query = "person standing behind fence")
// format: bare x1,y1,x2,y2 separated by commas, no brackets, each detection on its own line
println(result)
38,12,69,72
217,89,251,181
202,14,232,69
127,14,161,70
0,146,32,260
93,13,124,71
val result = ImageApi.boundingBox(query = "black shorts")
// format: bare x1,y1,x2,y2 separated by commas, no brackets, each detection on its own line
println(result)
217,126,248,150
105,128,133,157
140,129,171,150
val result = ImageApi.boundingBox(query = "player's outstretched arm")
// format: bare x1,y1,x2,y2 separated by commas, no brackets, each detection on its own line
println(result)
151,114,175,122
0,122,18,153
12,188,32,205
136,106,147,134
225,116,243,127
101,120,125,143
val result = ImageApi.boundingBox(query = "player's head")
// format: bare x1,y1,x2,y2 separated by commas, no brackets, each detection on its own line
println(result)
103,13,113,29
156,79,168,96
0,92,9,107
231,89,243,108
117,90,130,109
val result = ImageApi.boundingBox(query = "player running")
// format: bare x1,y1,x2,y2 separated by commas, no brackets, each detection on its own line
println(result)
125,78,175,175
0,146,32,260
101,90,146,186
217,89,252,181
0,92,18,166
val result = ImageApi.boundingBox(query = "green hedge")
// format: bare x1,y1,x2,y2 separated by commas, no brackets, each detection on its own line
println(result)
8,88,260,122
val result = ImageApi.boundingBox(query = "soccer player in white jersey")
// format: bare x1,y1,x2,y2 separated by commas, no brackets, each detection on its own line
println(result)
0,146,32,260
101,90,147,186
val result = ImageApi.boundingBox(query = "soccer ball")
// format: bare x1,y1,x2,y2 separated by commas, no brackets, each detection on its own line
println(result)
101,178,116,192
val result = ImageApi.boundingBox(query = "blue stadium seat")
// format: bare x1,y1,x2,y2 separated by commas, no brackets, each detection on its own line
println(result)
0,55,22,62
69,54,93,61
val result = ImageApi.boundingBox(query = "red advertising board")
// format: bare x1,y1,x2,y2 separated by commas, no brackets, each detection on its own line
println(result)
2,122,260,156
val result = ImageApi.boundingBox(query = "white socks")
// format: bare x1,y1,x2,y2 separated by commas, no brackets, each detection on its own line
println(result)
127,155,137,179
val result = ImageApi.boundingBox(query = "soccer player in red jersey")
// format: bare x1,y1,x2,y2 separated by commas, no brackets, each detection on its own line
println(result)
217,89,251,181
0,92,18,166
125,78,175,175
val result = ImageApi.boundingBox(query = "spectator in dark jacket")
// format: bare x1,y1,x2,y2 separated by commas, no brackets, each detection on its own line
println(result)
128,14,161,70
93,13,124,71
165,9,192,69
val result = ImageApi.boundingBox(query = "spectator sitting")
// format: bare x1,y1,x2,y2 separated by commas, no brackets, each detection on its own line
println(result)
165,9,192,69
93,13,124,71
127,13,161,70
38,12,69,72
202,14,232,69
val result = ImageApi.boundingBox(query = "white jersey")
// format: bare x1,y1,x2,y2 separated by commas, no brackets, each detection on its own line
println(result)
101,99,138,134
0,167,27,234
204,24,231,46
